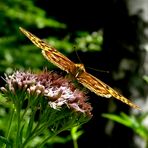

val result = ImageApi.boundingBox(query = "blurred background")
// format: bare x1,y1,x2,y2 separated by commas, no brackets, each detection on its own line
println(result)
0,0,148,147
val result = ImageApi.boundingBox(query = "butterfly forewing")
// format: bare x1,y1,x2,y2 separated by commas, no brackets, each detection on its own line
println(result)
19,27,140,110
41,48,76,73
19,27,76,74
77,71,140,110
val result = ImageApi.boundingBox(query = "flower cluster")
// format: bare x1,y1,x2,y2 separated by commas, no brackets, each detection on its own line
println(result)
1,71,92,116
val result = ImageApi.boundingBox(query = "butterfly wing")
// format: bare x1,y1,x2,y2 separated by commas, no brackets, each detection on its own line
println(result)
19,27,76,74
77,71,140,110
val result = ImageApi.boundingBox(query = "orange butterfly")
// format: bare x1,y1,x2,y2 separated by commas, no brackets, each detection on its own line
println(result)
19,27,140,110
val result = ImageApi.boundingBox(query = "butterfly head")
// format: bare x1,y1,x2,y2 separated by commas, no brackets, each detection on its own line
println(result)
74,64,86,77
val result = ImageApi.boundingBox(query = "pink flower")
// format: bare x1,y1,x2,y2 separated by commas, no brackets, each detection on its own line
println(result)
1,70,92,117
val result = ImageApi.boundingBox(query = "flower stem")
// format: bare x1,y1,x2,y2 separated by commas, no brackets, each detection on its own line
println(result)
6,106,15,138
73,138,78,148
38,128,65,147
71,127,79,148
15,105,21,148
2,108,14,148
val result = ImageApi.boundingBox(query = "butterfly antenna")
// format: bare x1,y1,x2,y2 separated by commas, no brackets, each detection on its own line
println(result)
73,46,83,64
73,46,109,74
86,66,110,74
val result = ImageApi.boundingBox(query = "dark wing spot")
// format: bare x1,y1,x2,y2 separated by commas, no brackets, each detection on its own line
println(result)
105,85,109,90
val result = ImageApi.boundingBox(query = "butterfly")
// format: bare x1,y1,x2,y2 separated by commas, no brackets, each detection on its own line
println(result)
19,27,140,110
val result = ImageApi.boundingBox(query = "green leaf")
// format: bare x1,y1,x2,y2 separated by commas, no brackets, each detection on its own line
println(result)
102,113,133,127
0,136,12,148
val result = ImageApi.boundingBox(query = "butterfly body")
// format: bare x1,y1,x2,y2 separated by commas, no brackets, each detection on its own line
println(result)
19,27,140,110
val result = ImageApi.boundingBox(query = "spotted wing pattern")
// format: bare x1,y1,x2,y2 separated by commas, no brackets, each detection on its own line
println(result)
76,69,140,110
19,27,76,74
19,27,140,110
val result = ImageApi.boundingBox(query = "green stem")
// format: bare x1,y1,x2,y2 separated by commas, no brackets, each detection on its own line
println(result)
21,103,30,121
38,128,64,148
73,138,78,148
16,106,21,148
39,122,75,147
22,109,55,146
22,123,41,147
22,121,51,147
2,106,15,148
6,107,15,138
71,129,78,148
22,109,38,147
39,133,57,147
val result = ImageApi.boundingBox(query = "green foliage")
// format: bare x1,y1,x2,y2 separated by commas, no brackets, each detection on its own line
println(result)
0,0,67,73
102,112,148,140
0,0,103,74
143,75,148,83
75,31,103,52
0,1,66,29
